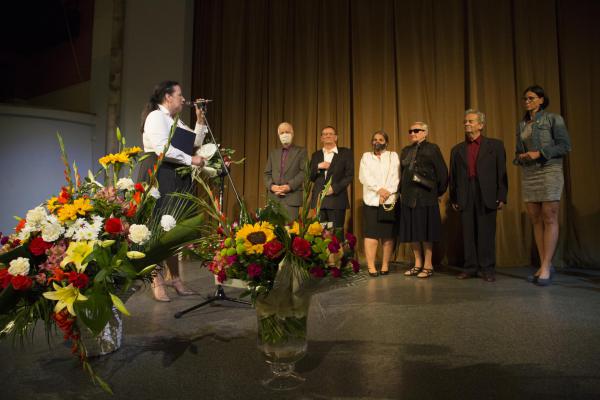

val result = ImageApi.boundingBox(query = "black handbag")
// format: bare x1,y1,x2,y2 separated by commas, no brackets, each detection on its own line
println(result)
377,203,396,222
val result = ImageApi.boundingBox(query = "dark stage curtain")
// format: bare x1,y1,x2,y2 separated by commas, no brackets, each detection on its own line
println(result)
191,0,600,268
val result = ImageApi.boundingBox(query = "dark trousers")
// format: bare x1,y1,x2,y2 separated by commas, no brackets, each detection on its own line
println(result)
461,179,497,274
320,208,346,231
282,204,300,223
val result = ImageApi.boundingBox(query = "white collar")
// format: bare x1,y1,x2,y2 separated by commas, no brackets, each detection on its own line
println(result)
158,104,172,117
323,146,338,154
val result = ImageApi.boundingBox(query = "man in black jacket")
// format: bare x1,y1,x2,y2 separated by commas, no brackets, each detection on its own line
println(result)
309,126,354,230
449,109,508,282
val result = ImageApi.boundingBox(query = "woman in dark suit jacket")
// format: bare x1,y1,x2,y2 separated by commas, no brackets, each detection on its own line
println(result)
399,122,448,278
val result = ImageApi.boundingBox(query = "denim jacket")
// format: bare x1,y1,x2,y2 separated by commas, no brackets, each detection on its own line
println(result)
514,110,571,166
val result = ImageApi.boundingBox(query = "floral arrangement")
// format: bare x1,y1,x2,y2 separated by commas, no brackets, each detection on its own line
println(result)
0,128,204,393
207,210,359,301
178,142,244,180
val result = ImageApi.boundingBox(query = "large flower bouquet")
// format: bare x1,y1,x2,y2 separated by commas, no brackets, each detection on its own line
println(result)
188,167,362,349
0,129,204,392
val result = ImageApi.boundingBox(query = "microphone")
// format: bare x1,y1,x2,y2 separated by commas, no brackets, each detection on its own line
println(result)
184,99,213,107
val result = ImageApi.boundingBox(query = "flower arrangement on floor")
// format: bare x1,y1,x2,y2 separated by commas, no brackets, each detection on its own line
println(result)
187,167,363,389
0,128,204,393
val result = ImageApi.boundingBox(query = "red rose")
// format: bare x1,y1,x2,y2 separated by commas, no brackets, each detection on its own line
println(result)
292,236,312,259
309,266,325,278
247,263,262,279
263,240,284,259
29,237,53,256
134,183,145,192
104,217,123,234
328,236,341,253
330,267,342,278
0,269,11,289
11,275,33,291
67,271,89,289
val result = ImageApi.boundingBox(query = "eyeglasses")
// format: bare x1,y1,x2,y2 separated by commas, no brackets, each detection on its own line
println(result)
522,96,539,102
408,129,425,134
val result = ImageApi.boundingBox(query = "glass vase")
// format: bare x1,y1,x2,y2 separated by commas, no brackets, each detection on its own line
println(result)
80,306,123,357
255,291,311,390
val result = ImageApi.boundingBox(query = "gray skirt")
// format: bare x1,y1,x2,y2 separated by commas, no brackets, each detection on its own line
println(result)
520,162,564,202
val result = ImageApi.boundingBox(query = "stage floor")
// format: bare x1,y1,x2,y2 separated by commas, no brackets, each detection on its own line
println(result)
2,262,600,399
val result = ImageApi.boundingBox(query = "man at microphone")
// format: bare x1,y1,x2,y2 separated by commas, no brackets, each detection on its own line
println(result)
264,122,308,221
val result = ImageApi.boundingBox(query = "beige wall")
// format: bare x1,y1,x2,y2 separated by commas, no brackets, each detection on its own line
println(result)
120,0,195,148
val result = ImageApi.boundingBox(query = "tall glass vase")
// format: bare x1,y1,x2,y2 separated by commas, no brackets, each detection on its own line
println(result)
255,290,311,390
80,306,123,357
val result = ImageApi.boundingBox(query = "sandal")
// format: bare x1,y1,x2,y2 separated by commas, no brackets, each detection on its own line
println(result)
367,267,379,277
417,268,434,279
404,266,422,276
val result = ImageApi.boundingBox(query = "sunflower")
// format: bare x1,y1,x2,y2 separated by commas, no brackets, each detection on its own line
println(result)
235,221,275,254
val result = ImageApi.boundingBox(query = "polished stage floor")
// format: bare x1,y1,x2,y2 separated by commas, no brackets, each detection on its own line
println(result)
2,262,600,400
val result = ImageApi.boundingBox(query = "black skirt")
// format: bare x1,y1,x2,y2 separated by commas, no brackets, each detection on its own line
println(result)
138,153,193,211
362,204,396,239
397,203,441,242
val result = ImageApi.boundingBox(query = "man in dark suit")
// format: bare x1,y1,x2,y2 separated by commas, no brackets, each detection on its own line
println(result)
264,122,308,221
309,125,354,230
449,109,508,282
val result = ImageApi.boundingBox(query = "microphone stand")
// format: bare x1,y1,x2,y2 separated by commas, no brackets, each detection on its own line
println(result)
174,103,251,319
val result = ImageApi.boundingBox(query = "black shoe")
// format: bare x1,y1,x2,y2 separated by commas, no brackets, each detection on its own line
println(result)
380,269,390,275
368,270,379,277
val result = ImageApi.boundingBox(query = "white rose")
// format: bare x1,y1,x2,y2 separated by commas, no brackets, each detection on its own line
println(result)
26,206,47,229
160,215,177,232
8,257,30,276
148,187,161,199
116,178,135,191
128,224,151,244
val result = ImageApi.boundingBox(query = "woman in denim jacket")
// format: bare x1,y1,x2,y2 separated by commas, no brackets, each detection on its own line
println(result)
514,85,571,286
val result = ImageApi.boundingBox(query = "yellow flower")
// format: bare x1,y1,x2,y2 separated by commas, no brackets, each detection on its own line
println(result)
42,282,88,316
123,146,142,156
72,197,93,216
47,197,60,213
61,241,94,272
99,152,131,167
57,204,78,222
307,221,324,236
235,221,275,255
287,221,300,235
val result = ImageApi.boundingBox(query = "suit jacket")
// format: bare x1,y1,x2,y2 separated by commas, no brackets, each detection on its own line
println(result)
309,147,354,209
449,136,508,210
264,145,308,207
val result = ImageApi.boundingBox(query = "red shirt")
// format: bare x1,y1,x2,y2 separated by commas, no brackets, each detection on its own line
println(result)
467,135,481,178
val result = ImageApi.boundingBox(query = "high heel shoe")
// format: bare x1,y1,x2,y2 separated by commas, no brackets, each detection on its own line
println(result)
151,275,171,302
529,266,554,284
536,266,555,287
380,268,390,276
165,278,196,296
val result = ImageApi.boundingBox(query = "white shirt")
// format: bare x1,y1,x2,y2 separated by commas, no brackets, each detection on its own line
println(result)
359,151,400,206
322,146,338,179
143,104,207,165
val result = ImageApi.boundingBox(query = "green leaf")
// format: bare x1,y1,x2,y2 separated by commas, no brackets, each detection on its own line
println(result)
74,290,113,335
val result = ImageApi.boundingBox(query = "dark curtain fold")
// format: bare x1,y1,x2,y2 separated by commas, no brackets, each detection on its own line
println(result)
192,0,600,268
